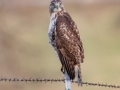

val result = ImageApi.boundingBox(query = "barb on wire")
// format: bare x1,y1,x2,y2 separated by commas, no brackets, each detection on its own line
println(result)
0,77,120,88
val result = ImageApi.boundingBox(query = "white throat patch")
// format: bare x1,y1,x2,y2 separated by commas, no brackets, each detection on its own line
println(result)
48,13,57,44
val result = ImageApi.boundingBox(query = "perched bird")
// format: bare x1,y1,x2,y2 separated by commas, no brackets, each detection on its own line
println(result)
48,0,84,89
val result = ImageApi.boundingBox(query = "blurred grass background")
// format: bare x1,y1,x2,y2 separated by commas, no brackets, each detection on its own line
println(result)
0,0,120,90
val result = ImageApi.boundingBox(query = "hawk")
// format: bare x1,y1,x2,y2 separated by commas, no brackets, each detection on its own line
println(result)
48,0,84,89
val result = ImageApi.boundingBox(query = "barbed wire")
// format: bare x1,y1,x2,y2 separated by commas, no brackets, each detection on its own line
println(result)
0,77,120,88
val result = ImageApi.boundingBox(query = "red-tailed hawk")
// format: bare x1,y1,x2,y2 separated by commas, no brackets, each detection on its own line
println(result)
48,0,84,89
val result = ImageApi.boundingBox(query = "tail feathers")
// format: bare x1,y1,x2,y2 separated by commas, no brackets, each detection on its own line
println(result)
78,66,82,86
75,65,82,86
64,70,71,90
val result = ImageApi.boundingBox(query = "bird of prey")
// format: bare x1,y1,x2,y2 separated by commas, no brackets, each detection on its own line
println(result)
48,0,84,89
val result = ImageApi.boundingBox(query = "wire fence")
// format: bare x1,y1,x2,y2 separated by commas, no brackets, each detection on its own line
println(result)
0,77,120,89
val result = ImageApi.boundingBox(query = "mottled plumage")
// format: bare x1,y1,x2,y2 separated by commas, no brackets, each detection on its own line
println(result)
48,0,84,87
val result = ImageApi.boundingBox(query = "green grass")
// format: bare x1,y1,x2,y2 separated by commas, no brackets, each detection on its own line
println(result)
0,3,120,90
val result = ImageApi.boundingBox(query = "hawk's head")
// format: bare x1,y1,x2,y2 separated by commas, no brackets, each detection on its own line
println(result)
49,0,64,14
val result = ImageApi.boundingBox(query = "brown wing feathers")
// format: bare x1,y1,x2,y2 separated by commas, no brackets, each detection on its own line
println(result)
55,13,76,80
64,12,84,63
55,12,84,80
